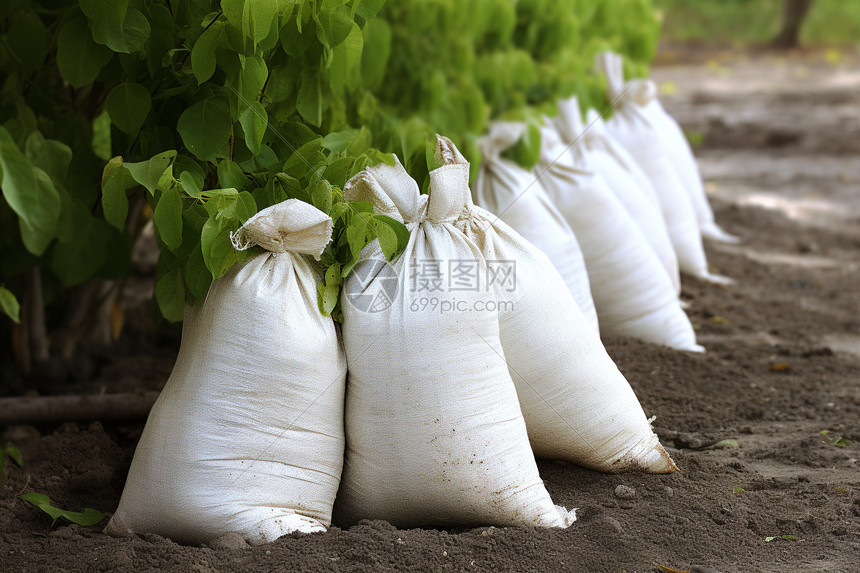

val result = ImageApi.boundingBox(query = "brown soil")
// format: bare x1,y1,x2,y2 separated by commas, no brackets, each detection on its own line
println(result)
2,52,860,573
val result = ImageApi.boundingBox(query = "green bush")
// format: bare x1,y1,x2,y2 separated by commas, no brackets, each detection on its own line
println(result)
0,0,658,368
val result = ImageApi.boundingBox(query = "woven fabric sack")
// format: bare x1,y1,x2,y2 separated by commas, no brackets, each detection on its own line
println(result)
106,199,346,545
472,120,598,331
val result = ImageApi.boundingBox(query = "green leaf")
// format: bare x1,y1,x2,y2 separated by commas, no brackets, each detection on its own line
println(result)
220,0,244,30
101,159,135,230
121,9,152,53
311,180,333,214
374,218,398,261
322,128,360,154
185,244,213,301
180,171,203,198
246,0,278,45
355,0,386,21
155,186,184,251
192,21,225,85
125,151,176,195
360,18,391,90
265,65,295,103
4,445,22,467
24,132,72,182
0,127,61,236
321,283,339,316
0,287,20,324
51,202,110,286
296,70,322,127
320,5,354,47
283,138,324,178
237,56,268,112
145,4,175,74
324,157,355,188
375,214,410,258
217,160,251,190
155,269,185,322
330,202,350,223
19,493,105,527
91,111,112,161
236,192,258,222
6,10,50,74
56,17,113,88
346,215,368,258
239,101,267,155
177,98,233,162
201,219,238,279
80,0,129,51
19,218,53,257
325,262,342,287
105,83,151,135
713,439,739,449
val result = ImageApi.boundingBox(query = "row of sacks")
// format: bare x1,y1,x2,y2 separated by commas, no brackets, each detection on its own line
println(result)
476,51,738,353
106,135,681,547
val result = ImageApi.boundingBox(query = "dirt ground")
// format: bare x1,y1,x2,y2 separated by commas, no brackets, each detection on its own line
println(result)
2,50,860,572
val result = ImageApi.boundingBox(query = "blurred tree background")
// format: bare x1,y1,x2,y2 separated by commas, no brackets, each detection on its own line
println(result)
655,0,860,48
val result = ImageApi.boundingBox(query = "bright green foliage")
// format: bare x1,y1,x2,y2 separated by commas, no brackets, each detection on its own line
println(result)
18,492,106,527
0,0,658,328
351,0,659,177
0,0,406,322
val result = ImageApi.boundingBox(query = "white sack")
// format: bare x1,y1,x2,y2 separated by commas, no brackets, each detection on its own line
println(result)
535,127,703,352
553,98,681,294
435,136,679,471
472,121,599,332
595,51,733,285
647,98,740,243
106,199,346,546
582,108,660,206
335,155,572,529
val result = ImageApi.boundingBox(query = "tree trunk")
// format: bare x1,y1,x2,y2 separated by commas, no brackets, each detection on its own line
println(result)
0,392,160,424
771,0,815,49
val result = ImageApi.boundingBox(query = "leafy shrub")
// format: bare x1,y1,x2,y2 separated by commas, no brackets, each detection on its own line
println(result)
0,0,657,367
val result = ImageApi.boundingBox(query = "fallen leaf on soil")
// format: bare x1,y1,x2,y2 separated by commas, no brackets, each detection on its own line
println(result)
653,562,689,573
765,535,800,542
712,439,739,449
18,493,106,527
710,316,730,325
769,362,791,371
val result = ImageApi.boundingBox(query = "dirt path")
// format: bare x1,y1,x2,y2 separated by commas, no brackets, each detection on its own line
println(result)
1,52,859,572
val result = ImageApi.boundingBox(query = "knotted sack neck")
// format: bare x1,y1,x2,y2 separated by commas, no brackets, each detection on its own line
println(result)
342,136,475,226
230,198,332,258
343,157,427,225
594,51,658,109
554,96,586,146
428,135,474,223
